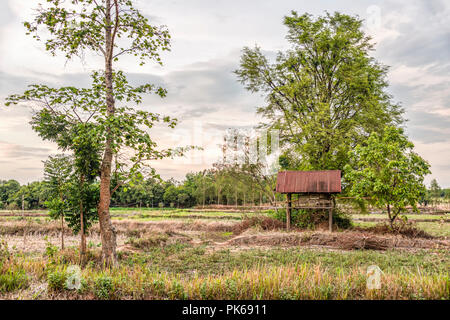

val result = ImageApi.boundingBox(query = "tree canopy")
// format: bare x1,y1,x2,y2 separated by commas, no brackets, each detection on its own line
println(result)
344,126,431,226
6,0,190,266
235,11,404,171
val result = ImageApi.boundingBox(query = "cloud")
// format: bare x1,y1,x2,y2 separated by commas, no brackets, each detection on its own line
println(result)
0,141,51,160
0,0,449,186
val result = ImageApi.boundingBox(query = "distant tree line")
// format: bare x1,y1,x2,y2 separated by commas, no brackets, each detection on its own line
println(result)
0,163,278,210
1,174,448,211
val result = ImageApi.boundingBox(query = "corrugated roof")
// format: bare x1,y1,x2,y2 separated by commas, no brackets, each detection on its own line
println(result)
275,170,341,194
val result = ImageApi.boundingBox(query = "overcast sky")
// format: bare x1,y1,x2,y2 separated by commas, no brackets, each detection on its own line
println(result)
0,0,449,187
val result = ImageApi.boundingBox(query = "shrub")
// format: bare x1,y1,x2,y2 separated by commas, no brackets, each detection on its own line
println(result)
45,241,59,259
0,240,10,263
0,268,29,293
94,275,114,299
151,279,167,297
47,270,67,291
270,208,352,230
169,280,187,299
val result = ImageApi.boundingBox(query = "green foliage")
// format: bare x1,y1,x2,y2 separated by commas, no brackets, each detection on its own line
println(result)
43,152,99,235
0,268,29,293
94,275,114,300
6,0,191,199
47,270,67,292
271,208,352,229
64,181,99,234
23,0,170,64
344,126,431,225
45,240,59,262
0,180,21,207
169,280,187,299
429,179,442,199
235,11,403,171
0,179,48,210
45,198,67,221
43,155,73,199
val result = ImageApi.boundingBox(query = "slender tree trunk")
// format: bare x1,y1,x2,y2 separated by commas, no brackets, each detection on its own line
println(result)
202,183,205,208
387,204,394,228
97,0,117,267
59,190,64,250
61,214,64,250
79,175,87,266
80,197,86,266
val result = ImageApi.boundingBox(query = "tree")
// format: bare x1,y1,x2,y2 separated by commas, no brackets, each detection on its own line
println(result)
163,185,179,207
444,189,450,200
235,11,403,171
429,179,442,199
0,180,21,208
43,154,73,249
42,128,100,265
13,182,47,210
6,0,189,266
344,126,431,228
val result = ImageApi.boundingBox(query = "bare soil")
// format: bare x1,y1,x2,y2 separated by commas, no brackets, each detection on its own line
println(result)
1,218,448,254
221,230,449,251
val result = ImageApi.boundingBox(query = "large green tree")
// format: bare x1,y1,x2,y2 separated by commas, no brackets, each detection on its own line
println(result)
6,0,187,266
235,11,403,171
344,126,431,227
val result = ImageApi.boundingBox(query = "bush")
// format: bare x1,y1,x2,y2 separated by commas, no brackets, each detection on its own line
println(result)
270,208,352,230
0,240,10,263
0,268,29,293
169,280,187,299
47,270,67,291
94,275,114,299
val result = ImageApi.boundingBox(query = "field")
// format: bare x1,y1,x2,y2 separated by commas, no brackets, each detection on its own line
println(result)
0,208,448,300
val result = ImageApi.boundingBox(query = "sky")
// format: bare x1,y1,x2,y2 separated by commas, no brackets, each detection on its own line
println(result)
0,0,449,187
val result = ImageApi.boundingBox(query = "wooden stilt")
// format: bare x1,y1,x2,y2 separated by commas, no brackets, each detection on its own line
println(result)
286,193,291,231
329,208,333,232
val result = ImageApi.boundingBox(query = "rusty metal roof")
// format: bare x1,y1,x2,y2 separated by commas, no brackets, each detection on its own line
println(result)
275,170,341,194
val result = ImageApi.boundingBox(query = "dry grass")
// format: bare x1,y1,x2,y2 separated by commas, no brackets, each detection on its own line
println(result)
3,255,448,300
232,216,285,235
224,230,449,251
352,222,435,239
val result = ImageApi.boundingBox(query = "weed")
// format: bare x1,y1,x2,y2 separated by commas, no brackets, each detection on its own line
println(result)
0,268,29,293
94,275,114,299
47,270,67,291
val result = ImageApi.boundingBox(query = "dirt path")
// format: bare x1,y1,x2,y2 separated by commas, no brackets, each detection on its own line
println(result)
1,234,128,254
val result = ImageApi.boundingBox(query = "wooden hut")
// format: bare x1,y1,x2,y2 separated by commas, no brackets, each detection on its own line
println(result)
275,170,342,232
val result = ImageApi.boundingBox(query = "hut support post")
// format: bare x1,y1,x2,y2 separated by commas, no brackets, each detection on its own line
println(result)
328,208,332,232
286,193,291,231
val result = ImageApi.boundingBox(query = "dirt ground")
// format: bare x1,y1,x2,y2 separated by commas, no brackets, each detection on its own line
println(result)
1,218,449,254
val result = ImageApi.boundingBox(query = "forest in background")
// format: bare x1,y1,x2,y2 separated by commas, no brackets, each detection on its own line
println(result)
1,172,448,211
